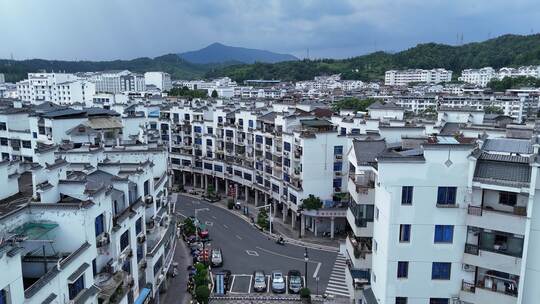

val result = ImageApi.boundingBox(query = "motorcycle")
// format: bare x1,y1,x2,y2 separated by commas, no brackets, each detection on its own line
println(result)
275,237,286,245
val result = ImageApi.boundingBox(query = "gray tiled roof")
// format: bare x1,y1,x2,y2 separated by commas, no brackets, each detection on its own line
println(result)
474,160,531,186
483,138,533,154
352,139,387,165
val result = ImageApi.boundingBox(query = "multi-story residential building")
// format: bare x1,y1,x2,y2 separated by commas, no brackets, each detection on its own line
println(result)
144,72,172,92
88,71,146,93
16,73,95,105
458,68,497,87
0,73,5,83
385,69,453,86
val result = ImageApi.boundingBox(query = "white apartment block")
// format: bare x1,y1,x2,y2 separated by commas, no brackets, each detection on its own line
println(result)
88,71,146,93
385,69,453,86
16,73,96,105
459,66,540,87
144,72,172,92
0,73,5,83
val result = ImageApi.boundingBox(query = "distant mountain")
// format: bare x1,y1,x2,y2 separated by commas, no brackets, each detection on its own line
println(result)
178,42,298,64
205,34,540,82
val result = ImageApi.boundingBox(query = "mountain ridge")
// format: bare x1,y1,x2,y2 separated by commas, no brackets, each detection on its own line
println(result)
178,42,298,64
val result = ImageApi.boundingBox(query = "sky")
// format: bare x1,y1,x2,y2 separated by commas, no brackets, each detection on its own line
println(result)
0,0,539,61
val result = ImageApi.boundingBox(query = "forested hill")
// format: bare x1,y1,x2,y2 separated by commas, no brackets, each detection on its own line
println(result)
205,34,540,82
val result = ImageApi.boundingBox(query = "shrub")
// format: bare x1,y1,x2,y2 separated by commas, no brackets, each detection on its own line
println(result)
227,199,235,209
195,285,210,304
300,287,311,298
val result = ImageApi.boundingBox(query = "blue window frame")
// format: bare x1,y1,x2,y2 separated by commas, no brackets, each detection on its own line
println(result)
225,130,234,137
256,175,263,184
207,127,213,134
248,120,254,128
181,159,191,166
429,299,449,304
289,194,297,204
244,173,252,181
195,160,203,168
94,214,104,236
437,187,457,205
340,127,346,135
284,142,291,151
214,165,223,172
137,244,144,262
283,158,290,167
195,138,202,145
401,186,413,205
283,173,290,182
0,289,7,304
154,255,163,277
432,262,451,280
434,225,454,243
399,224,411,242
68,275,85,300
206,151,213,158
194,126,202,133
255,135,263,143
120,230,130,251
204,162,213,170
397,261,408,278
234,170,242,177
218,116,223,123
333,178,342,188
272,184,279,193
333,162,343,171
334,145,343,155
238,119,243,126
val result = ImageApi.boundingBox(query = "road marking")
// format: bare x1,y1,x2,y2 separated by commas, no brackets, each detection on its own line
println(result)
236,235,243,240
313,262,322,278
175,212,187,218
248,274,253,294
223,224,229,229
266,275,271,293
212,215,217,219
246,250,259,256
205,221,213,226
255,246,320,264
229,275,236,293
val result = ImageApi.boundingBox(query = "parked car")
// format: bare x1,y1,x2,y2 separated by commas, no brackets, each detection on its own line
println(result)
198,224,209,239
288,270,303,293
221,269,232,288
271,271,286,293
253,270,267,292
211,248,223,267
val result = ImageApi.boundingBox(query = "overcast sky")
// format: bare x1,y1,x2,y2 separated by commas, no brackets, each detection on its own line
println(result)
0,0,539,61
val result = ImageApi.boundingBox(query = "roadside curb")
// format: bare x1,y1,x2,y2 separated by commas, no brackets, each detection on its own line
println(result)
176,193,340,252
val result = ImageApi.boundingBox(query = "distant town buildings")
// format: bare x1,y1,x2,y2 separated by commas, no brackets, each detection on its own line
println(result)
144,71,172,92
385,69,453,86
16,73,96,105
87,70,146,93
459,65,540,87
0,73,5,83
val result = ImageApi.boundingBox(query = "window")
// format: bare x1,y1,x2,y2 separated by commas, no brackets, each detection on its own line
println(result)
499,191,517,206
207,127,213,134
0,122,6,131
94,214,104,236
244,173,252,181
283,158,290,167
204,163,213,170
434,225,454,243
334,145,343,155
255,135,263,143
214,165,223,172
284,142,291,151
68,275,85,300
120,230,130,251
135,217,142,235
0,289,8,304
431,262,451,280
248,120,254,128
0,138,7,146
397,261,408,278
333,178,342,188
429,299,449,304
333,162,342,171
206,139,212,146
401,186,413,205
340,127,346,135
195,138,202,145
437,187,457,205
395,297,407,304
399,224,411,242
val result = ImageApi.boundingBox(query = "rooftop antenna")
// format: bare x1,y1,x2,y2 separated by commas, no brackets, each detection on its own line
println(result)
306,48,310,60
460,33,464,45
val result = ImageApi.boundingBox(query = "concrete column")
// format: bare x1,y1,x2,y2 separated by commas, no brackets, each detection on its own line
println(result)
193,174,198,188
330,217,335,239
254,190,259,206
204,175,208,190
215,177,219,193
300,215,306,237
245,186,249,202
273,202,277,217
282,207,287,222
235,184,239,201
225,179,229,194
314,220,318,236
291,211,296,229
182,172,186,185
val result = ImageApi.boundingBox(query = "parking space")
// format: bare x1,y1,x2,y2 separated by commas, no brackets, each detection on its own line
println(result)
213,273,306,295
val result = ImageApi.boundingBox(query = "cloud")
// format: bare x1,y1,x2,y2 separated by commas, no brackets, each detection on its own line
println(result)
0,0,539,60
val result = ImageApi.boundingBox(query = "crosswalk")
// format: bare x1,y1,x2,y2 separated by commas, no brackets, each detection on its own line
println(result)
325,254,351,298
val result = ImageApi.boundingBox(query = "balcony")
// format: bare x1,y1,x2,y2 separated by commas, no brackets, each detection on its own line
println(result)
347,204,374,237
347,175,375,205
95,270,129,304
467,205,526,235
460,269,519,304
345,235,372,269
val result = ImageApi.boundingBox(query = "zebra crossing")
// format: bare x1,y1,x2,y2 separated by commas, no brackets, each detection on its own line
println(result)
324,254,351,298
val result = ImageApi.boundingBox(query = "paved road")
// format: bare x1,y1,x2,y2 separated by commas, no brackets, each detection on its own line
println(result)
174,194,343,296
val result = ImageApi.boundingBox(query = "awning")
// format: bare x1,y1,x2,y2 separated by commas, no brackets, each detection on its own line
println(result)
134,287,151,304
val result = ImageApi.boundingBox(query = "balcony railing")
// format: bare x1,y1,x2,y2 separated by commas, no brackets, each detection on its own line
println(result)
465,243,479,255
468,204,527,217
461,280,476,293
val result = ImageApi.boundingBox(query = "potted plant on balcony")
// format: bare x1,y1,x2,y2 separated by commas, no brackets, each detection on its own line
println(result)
302,195,323,210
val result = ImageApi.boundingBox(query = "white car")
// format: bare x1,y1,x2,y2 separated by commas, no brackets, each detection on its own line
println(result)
211,248,223,267
271,271,286,293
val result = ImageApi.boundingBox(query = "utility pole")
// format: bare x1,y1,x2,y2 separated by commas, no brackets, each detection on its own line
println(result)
304,247,309,288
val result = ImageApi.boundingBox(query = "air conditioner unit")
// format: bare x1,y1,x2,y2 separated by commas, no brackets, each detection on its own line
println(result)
137,234,146,243
96,233,110,247
462,264,475,272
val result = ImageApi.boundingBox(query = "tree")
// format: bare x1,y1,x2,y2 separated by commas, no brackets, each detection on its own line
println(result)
183,217,196,236
195,286,210,304
331,97,377,112
302,194,323,210
168,86,208,98
257,208,269,229
211,89,218,98
484,105,504,114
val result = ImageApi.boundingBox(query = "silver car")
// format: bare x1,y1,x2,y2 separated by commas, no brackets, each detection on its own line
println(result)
271,271,286,293
253,270,267,292
211,248,223,267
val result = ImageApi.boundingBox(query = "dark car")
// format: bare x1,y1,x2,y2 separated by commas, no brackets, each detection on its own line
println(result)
287,270,303,293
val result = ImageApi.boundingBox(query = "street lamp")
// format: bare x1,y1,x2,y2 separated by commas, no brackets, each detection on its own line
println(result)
304,247,309,288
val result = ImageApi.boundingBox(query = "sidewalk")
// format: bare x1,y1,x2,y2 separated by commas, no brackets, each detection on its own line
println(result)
179,188,343,251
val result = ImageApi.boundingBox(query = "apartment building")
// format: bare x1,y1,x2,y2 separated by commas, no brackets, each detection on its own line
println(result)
16,73,96,105
88,71,146,93
458,68,497,87
385,69,453,86
144,72,172,92
0,73,5,83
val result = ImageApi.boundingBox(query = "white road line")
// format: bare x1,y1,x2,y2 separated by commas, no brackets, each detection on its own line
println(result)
326,290,350,296
223,224,229,229
212,215,217,219
175,212,188,218
327,283,349,289
284,276,288,294
248,274,253,294
229,275,236,293
266,275,271,293
236,235,243,240
255,246,320,264
312,262,321,278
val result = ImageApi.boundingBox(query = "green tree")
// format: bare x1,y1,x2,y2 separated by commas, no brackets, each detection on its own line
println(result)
257,208,269,229
484,105,504,114
331,97,377,112
211,89,218,98
302,194,323,210
183,217,196,236
195,286,210,304
168,86,208,98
